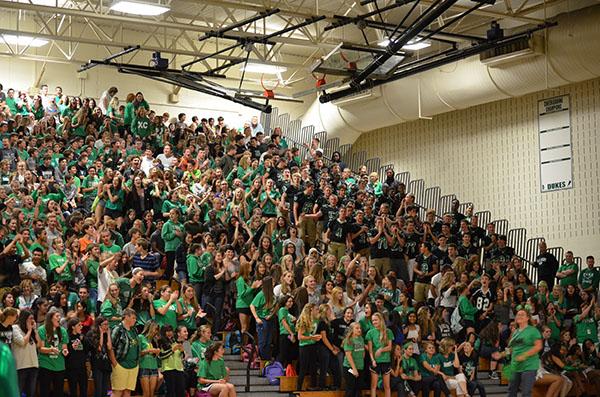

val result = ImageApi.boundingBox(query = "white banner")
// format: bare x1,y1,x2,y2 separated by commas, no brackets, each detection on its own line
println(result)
538,95,573,192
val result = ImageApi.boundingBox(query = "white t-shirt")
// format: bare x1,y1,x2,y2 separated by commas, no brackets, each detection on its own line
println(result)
97,266,117,303
157,153,177,170
428,272,442,300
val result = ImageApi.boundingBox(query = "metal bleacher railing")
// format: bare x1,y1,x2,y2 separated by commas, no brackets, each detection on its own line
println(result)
260,109,582,285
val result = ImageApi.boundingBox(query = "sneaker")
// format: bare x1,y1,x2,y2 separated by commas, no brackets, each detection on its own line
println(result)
489,371,500,380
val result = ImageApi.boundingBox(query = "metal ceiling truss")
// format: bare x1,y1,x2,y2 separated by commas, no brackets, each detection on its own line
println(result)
76,8,330,113
319,22,556,103
78,46,273,113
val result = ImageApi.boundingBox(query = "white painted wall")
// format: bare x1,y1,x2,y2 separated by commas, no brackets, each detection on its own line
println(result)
351,78,600,260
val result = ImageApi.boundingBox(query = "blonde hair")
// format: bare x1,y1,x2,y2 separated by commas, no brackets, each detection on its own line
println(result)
372,312,389,344
453,257,468,275
439,337,456,355
330,287,344,309
279,271,296,295
342,322,361,347
296,303,316,334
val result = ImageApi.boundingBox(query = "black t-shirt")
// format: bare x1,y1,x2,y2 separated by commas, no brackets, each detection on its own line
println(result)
350,223,369,252
414,253,438,283
458,351,479,380
535,252,559,278
388,236,404,259
331,318,352,348
66,333,88,369
0,323,13,345
320,203,338,224
472,287,496,316
0,253,22,288
316,320,334,349
368,228,389,259
402,232,421,259
458,243,478,258
327,219,350,244
490,246,515,262
294,191,316,215
38,164,55,180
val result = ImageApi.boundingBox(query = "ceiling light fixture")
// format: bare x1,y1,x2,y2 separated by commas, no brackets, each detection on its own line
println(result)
2,34,49,47
240,62,287,74
378,37,431,51
109,0,170,16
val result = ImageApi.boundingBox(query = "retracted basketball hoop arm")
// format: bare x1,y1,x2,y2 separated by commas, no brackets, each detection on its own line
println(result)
77,45,273,113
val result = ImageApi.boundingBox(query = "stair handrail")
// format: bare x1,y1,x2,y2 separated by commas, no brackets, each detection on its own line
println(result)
242,331,258,392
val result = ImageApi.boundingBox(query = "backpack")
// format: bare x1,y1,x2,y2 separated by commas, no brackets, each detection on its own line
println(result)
450,306,463,335
262,361,285,385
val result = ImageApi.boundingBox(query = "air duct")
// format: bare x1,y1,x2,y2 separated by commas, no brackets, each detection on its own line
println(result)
302,5,600,145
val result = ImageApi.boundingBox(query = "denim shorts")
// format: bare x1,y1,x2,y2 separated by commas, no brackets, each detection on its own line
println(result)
139,368,159,378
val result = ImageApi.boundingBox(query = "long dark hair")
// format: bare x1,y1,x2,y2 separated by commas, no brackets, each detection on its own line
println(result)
89,316,108,347
204,341,224,362
261,276,274,310
159,324,175,350
17,310,36,344
43,311,62,344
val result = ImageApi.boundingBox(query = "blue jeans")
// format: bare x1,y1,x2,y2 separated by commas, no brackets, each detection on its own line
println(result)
508,370,536,397
256,318,272,360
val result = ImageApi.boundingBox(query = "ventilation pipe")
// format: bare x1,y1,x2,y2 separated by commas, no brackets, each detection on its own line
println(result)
302,5,600,144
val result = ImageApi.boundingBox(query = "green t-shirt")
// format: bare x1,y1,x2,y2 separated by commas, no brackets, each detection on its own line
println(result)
100,243,121,254
359,317,374,336
116,277,137,306
579,267,600,291
299,320,318,347
38,325,68,371
161,220,183,252
49,253,72,282
343,336,365,370
178,298,198,331
139,335,159,369
81,175,99,199
393,305,415,326
438,353,456,376
0,342,19,397
278,307,296,335
124,102,135,125
187,254,205,283
131,115,152,138
198,358,226,385
420,353,441,377
401,356,419,376
250,291,272,319
191,339,212,361
87,259,99,289
153,298,178,328
508,325,541,372
558,262,578,287
119,328,140,369
365,327,393,363
259,190,280,216
105,189,125,211
236,277,257,309
575,314,598,343
100,299,123,328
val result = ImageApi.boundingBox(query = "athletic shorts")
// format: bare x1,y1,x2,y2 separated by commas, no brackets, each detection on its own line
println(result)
369,362,391,375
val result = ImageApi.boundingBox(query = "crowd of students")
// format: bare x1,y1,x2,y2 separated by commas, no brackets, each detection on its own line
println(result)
0,83,598,397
